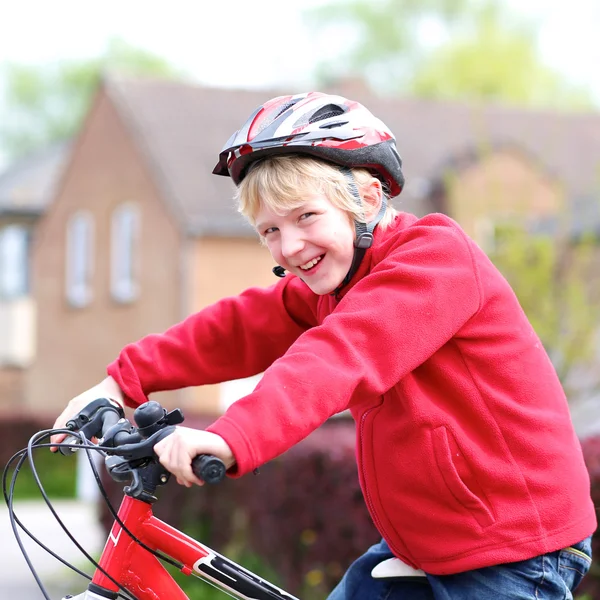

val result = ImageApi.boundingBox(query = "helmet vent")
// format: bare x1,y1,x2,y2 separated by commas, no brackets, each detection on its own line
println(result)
308,104,347,124
257,101,297,134
273,101,296,120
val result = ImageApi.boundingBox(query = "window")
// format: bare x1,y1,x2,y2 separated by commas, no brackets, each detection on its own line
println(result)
0,225,29,298
111,203,140,303
65,211,94,308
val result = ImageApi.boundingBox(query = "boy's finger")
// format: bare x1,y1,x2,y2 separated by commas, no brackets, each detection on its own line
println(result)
49,432,67,453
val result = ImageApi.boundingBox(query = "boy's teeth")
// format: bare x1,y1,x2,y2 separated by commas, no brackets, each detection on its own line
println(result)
300,256,322,270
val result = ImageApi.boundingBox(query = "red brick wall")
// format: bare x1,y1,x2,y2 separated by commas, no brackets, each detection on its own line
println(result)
185,237,277,414
0,367,25,411
444,149,561,243
27,88,183,416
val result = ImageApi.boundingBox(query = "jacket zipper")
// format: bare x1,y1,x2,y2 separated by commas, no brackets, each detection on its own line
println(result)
359,407,417,568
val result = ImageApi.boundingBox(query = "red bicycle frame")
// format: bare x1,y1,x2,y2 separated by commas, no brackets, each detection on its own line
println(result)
88,495,298,600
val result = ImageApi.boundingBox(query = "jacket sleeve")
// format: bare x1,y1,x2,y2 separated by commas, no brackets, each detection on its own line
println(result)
207,221,483,476
107,275,319,407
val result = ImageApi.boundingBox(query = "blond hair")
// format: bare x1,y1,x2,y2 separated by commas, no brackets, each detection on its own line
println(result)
236,155,398,232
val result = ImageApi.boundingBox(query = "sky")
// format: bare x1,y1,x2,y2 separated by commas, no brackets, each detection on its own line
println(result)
0,0,598,166
0,0,598,93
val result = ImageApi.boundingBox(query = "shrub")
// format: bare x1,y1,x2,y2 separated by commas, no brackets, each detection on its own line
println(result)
98,423,600,598
0,415,77,499
578,435,600,598
100,418,378,598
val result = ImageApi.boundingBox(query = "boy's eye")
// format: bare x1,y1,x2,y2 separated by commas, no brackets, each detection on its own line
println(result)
299,212,315,221
263,226,278,236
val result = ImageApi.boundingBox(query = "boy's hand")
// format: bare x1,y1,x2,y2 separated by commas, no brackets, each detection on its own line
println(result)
50,376,125,451
154,427,235,487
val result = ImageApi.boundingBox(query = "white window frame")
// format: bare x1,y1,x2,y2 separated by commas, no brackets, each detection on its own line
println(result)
110,202,140,304
0,224,29,299
65,211,95,308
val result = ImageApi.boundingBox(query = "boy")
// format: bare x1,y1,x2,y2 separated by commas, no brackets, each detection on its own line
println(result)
52,92,595,599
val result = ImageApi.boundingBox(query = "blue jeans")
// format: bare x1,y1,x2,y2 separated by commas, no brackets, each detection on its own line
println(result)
327,537,593,600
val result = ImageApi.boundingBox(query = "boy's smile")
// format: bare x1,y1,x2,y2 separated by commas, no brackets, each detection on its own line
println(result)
255,193,356,295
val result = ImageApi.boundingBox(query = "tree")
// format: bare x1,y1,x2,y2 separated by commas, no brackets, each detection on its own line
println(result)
489,219,600,404
305,0,594,109
0,38,182,159
409,3,591,108
306,0,469,88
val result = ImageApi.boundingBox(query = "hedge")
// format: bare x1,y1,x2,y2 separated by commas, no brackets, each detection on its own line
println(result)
100,418,378,597
3,412,597,597
0,414,77,499
0,415,584,600
579,435,600,598
82,419,600,597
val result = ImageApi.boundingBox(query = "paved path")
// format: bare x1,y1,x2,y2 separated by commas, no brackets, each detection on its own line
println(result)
0,499,105,599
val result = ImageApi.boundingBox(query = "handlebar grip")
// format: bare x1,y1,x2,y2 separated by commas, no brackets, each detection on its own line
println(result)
192,454,226,484
100,409,124,438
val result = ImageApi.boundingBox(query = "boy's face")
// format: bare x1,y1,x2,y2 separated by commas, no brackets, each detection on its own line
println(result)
255,193,355,295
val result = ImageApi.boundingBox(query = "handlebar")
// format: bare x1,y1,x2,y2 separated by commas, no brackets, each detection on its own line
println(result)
62,398,226,495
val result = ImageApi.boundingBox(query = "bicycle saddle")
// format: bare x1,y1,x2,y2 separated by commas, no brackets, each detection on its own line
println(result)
371,558,426,579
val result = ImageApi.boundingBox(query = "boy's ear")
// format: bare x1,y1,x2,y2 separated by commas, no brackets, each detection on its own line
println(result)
362,178,383,222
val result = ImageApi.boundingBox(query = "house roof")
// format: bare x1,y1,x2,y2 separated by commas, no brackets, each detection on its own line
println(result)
105,76,262,237
104,76,600,238
0,142,71,217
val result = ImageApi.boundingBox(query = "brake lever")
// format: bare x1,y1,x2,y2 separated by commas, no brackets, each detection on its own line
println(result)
66,398,125,440
100,419,144,449
108,426,176,461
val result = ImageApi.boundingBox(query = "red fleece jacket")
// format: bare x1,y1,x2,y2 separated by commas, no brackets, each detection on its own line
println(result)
107,212,596,574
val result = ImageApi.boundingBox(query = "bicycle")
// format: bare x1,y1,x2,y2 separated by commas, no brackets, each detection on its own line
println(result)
4,398,305,599
4,398,426,599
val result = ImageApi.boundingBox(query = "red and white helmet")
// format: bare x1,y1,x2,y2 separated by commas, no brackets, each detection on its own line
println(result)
212,92,405,197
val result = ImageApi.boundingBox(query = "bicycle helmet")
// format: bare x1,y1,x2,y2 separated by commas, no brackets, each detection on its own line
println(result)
212,92,405,294
212,91,405,197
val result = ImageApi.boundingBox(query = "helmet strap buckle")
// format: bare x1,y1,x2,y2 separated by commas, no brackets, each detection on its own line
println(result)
355,232,374,249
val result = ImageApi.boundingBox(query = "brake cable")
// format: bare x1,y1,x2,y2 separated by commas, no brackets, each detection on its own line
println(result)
3,430,194,598
3,432,137,600
3,401,219,599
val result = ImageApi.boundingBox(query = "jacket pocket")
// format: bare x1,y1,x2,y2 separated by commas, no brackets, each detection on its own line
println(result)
431,426,495,529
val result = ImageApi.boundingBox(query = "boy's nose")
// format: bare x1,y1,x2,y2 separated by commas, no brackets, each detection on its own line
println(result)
281,232,305,259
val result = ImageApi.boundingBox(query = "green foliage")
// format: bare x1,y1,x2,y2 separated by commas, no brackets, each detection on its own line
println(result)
1,415,78,499
1,37,182,158
99,420,378,598
312,0,468,64
489,222,600,401
98,422,600,598
6,447,77,500
306,0,595,109
306,0,470,89
410,3,591,108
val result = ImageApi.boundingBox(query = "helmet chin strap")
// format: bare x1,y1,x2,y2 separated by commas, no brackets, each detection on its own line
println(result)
272,168,387,292
332,169,387,297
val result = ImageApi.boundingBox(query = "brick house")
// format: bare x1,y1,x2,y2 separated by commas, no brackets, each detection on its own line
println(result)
11,75,600,423
0,142,70,410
